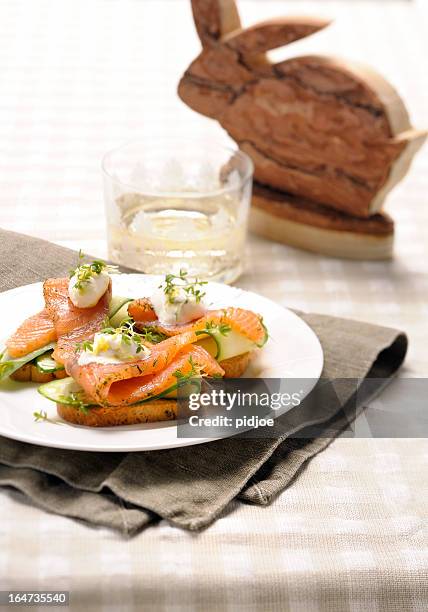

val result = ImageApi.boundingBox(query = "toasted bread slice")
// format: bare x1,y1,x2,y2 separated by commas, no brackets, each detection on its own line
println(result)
57,353,252,427
220,351,252,378
29,366,57,384
57,399,178,427
251,183,394,260
10,363,32,382
11,365,67,383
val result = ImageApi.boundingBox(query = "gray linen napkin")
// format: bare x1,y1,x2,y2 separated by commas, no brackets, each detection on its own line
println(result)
0,228,407,534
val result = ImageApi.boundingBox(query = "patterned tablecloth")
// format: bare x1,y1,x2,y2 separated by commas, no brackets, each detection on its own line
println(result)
0,1,427,610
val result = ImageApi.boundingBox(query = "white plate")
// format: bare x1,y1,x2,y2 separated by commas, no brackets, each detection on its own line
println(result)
0,275,323,452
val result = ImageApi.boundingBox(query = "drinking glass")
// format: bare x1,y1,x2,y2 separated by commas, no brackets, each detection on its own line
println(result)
102,138,253,284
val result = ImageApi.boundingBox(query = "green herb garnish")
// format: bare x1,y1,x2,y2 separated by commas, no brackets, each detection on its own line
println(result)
115,318,148,353
69,250,119,292
173,355,200,386
76,339,94,352
205,321,231,336
57,391,92,414
77,318,152,356
33,410,64,425
136,327,168,345
161,269,207,305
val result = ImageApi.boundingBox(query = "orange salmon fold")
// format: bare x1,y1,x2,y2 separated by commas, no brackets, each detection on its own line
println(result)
6,309,56,358
67,332,224,407
43,277,112,365
129,300,266,345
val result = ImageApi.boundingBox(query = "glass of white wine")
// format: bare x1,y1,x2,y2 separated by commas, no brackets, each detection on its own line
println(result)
102,138,253,284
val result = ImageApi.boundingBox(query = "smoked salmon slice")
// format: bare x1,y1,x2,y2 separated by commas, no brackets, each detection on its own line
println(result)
129,299,266,345
67,333,224,407
43,277,112,365
6,309,56,358
128,298,156,324
128,299,158,324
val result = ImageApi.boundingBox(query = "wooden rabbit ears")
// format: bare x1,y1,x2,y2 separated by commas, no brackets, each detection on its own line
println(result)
191,0,242,45
191,0,330,54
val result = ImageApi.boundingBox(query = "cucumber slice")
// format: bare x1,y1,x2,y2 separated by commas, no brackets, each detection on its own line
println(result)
195,332,221,359
218,330,255,361
153,377,202,401
108,296,132,324
0,342,56,382
38,377,94,406
35,350,65,373
38,376,201,407
257,320,269,348
196,329,255,362
109,302,132,328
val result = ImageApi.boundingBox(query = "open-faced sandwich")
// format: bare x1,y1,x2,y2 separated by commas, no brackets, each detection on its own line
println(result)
0,257,268,427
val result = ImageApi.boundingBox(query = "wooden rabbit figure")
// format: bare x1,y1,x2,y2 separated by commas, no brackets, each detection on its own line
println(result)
178,0,426,259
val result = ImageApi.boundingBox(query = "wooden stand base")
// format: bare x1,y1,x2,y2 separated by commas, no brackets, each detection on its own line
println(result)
250,184,394,260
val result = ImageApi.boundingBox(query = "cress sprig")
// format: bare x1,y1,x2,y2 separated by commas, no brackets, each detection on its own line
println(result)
77,339,94,353
161,269,207,305
62,391,93,414
69,250,119,292
33,410,65,424
77,318,151,355
34,388,92,418
173,355,201,385
204,321,231,336
135,327,168,345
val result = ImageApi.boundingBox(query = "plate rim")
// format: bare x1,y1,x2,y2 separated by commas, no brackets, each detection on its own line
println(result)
0,275,324,452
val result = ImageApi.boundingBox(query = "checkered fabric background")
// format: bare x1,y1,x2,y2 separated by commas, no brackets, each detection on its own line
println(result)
0,1,427,610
